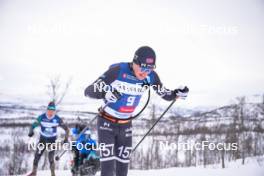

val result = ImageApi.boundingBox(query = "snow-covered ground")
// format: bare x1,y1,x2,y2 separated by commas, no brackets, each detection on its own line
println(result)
128,161,264,176
24,160,264,176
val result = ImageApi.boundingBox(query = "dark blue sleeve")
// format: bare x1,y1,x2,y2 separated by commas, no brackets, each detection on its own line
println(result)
84,64,120,99
151,71,176,101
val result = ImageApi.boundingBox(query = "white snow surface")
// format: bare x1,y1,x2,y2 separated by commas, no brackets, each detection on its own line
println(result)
21,158,264,176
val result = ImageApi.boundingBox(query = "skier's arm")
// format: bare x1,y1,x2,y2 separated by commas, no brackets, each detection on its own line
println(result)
32,116,41,129
28,116,41,137
60,118,69,143
84,65,120,99
152,71,177,101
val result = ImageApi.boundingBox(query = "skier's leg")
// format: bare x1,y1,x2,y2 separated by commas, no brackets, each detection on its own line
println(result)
115,122,132,176
29,138,46,176
116,161,129,176
79,153,86,166
33,147,45,167
33,139,46,167
97,116,116,176
48,150,56,176
73,147,79,169
46,139,56,176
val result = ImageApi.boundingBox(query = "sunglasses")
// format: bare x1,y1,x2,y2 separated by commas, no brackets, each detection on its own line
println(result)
140,67,153,73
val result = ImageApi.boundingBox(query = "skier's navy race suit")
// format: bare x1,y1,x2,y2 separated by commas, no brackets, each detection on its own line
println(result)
30,113,68,170
85,62,176,176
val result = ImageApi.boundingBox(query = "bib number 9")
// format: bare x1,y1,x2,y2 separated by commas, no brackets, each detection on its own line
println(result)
126,96,136,106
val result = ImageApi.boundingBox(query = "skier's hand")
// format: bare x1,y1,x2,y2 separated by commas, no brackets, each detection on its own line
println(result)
104,89,122,103
28,129,34,137
174,86,189,100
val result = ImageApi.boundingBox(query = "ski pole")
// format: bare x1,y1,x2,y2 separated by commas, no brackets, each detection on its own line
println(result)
131,99,177,154
55,102,109,161
55,146,67,161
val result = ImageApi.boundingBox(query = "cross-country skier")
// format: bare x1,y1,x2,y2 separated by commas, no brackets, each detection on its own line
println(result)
71,126,100,175
84,46,189,176
27,101,69,176
70,123,86,173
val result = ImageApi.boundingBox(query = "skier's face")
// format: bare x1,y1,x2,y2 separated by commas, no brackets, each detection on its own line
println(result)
132,63,152,80
46,110,55,119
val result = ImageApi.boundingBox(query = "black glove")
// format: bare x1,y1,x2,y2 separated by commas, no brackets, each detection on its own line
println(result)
174,86,189,99
28,128,34,137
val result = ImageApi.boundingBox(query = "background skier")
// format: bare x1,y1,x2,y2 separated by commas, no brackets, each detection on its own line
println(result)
70,126,100,175
27,101,69,176
70,123,86,173
84,46,189,176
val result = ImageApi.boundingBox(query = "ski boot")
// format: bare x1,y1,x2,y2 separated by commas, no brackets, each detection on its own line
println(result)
27,165,37,176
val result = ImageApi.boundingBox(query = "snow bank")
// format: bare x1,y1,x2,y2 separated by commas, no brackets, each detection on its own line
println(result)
23,161,263,176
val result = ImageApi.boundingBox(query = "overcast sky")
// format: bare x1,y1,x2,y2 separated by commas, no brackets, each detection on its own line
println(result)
0,0,263,108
